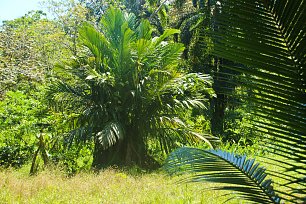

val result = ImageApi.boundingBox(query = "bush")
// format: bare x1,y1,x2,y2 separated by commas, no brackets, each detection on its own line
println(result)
0,145,34,168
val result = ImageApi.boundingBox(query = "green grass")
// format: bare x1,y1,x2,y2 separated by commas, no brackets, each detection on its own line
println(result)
0,165,239,204
0,153,303,203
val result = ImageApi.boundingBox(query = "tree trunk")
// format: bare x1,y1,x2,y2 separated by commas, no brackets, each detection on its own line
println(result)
211,93,225,135
92,138,123,169
91,130,149,169
210,59,239,137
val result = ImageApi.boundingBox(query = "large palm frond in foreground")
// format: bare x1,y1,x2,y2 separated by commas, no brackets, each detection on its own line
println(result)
165,0,305,203
211,0,305,202
164,147,281,203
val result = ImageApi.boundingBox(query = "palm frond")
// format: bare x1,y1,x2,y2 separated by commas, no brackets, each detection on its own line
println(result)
136,19,152,40
97,121,124,149
164,147,281,203
153,28,180,46
65,126,94,146
159,73,214,97
210,0,306,202
79,22,111,65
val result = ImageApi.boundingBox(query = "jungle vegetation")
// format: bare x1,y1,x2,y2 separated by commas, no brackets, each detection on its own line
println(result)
0,0,305,203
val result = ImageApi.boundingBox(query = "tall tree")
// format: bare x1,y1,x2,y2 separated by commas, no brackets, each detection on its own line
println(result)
51,7,214,168
0,10,67,97
169,0,240,138
43,0,89,55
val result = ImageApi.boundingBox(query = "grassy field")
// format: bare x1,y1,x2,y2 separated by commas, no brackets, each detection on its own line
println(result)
0,165,238,204
0,154,302,204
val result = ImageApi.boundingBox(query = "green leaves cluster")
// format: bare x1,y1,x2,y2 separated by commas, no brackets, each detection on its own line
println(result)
0,90,44,167
0,11,69,97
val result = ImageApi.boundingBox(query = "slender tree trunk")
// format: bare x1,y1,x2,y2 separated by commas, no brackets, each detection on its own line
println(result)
210,59,239,137
211,93,225,135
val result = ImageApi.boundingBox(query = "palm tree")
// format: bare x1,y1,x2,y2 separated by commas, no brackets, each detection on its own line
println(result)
51,6,214,168
164,0,305,203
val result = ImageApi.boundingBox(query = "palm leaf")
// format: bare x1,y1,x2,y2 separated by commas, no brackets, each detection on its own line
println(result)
164,147,281,203
79,22,111,66
97,121,124,149
209,0,306,202
153,28,181,46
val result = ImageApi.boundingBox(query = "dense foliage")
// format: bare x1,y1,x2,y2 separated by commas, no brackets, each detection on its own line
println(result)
0,0,305,203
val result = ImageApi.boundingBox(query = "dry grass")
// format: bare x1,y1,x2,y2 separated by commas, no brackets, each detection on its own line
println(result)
1,154,299,204
0,165,236,204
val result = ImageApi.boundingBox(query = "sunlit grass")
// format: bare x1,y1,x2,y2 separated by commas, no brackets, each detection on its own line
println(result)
0,165,239,204
1,153,302,204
